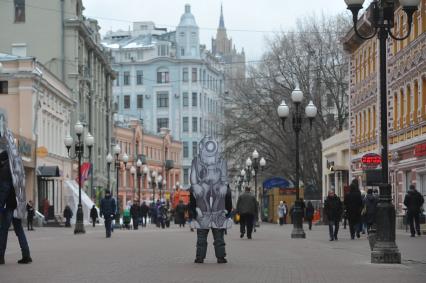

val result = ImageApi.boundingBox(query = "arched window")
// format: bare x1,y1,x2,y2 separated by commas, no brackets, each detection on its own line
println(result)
414,80,419,123
422,77,426,119
394,92,398,130
400,88,404,128
373,106,376,137
368,108,371,139
407,84,411,125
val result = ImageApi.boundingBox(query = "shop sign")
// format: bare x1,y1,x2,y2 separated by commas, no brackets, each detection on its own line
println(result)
414,143,426,157
36,146,48,158
279,188,297,195
361,153,381,166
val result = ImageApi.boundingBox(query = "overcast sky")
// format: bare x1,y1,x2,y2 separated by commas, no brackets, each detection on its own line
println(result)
83,0,351,62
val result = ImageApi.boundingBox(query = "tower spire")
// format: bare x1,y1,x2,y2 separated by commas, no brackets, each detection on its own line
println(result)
219,3,225,29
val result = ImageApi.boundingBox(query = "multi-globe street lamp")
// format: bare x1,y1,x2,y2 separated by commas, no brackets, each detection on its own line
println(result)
111,144,128,226
277,84,317,239
245,150,266,201
106,153,113,195
150,170,158,202
344,0,421,264
64,121,95,234
136,159,149,201
130,165,136,201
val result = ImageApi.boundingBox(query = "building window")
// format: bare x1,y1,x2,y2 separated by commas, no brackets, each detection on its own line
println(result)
158,45,169,56
124,71,130,85
181,48,185,56
200,118,203,133
115,73,120,86
0,81,8,94
183,117,189,132
192,68,197,82
192,92,197,107
183,168,189,184
157,71,169,84
157,118,169,132
192,117,198,132
14,0,25,23
192,141,197,157
183,142,189,158
137,95,143,109
136,70,143,85
124,95,130,109
182,68,188,82
183,92,189,107
157,92,169,108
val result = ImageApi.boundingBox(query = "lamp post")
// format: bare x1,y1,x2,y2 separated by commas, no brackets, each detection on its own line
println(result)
157,174,163,201
142,165,149,200
64,121,94,234
344,0,420,264
106,153,113,198
130,166,136,201
136,159,142,201
277,84,317,239
151,170,157,203
112,143,128,227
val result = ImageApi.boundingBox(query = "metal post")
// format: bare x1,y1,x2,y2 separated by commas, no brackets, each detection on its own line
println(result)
291,102,305,238
74,136,85,234
115,159,120,228
371,26,401,264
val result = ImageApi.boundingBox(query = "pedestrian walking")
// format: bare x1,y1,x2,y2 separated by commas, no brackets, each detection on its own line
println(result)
360,190,367,234
100,190,116,238
130,200,140,230
324,190,343,241
175,199,187,227
26,200,35,231
305,201,315,230
140,201,149,227
0,113,32,264
277,201,286,226
236,187,258,239
363,189,378,233
63,205,73,227
90,205,98,227
344,179,363,239
283,201,288,224
404,184,425,237
123,207,131,229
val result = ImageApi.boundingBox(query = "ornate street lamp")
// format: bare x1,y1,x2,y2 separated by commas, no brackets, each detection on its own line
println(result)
157,174,163,201
344,0,421,264
64,121,94,234
136,159,142,201
130,166,136,200
151,170,157,202
277,84,317,239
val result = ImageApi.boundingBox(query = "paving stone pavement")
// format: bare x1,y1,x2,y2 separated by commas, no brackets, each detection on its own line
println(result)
0,223,425,283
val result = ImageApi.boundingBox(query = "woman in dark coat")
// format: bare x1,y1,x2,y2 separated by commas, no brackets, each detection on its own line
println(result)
175,200,187,227
90,205,98,227
344,179,363,239
364,189,378,233
63,205,73,227
305,201,315,230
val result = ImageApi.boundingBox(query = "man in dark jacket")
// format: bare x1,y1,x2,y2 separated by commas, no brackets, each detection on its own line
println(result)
140,201,149,227
90,205,98,227
26,201,35,231
175,200,187,227
305,201,315,230
100,190,116,238
324,190,343,241
404,184,425,237
63,205,73,227
364,189,378,233
130,200,140,230
236,187,258,239
344,179,363,239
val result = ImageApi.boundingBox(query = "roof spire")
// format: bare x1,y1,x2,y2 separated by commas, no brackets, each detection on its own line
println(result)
219,3,225,29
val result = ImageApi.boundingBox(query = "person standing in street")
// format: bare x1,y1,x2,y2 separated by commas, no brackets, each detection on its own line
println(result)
324,190,343,241
140,201,149,227
0,111,32,264
26,200,35,231
305,201,315,230
130,200,140,230
404,184,425,237
363,189,378,233
277,201,286,226
175,199,187,228
236,187,258,239
100,190,116,238
90,205,98,227
344,179,363,239
63,205,73,227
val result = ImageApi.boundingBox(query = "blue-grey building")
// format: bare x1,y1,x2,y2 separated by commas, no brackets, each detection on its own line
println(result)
103,4,225,186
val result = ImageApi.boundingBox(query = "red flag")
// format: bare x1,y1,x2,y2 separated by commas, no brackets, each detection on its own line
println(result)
76,162,92,186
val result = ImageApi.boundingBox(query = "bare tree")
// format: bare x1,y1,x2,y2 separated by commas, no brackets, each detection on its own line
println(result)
220,13,350,198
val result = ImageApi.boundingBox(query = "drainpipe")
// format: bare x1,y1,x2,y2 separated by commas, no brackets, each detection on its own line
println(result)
60,0,65,81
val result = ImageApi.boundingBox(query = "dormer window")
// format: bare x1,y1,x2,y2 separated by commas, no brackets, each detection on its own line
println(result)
158,45,169,57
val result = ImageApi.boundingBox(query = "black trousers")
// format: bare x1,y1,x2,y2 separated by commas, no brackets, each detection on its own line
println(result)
307,219,313,230
348,218,359,239
279,217,284,225
91,217,96,227
240,213,254,238
132,217,139,230
407,211,421,236
104,217,112,237
328,219,339,239
196,228,226,259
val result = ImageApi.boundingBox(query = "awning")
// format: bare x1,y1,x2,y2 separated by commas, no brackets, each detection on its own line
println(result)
37,166,60,177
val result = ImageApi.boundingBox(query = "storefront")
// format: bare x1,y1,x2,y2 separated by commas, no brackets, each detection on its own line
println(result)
16,134,36,203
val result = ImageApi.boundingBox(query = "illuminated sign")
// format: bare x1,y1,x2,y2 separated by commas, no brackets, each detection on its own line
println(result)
414,143,426,157
361,153,381,165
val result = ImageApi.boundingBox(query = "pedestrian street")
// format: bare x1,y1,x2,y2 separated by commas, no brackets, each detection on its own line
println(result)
1,223,425,283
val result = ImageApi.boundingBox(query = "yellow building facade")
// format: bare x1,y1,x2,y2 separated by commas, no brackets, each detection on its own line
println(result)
344,1,426,214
